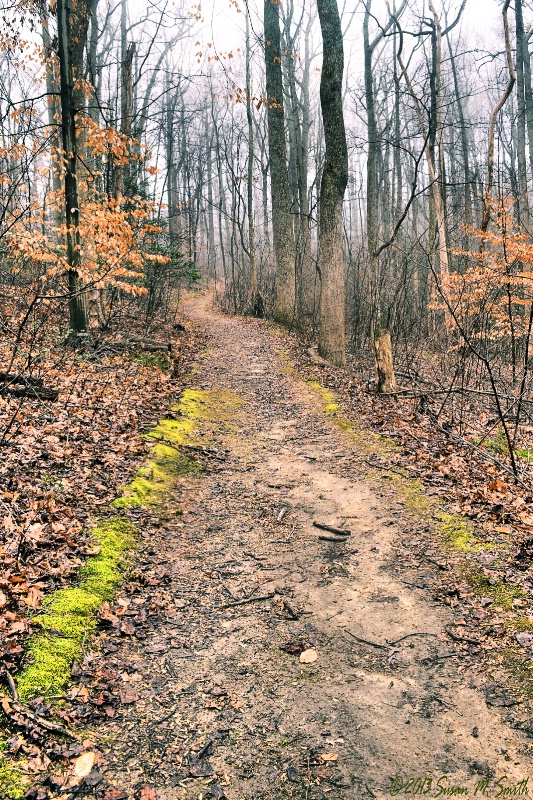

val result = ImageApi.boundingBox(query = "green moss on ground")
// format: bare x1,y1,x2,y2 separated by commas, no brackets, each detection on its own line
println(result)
134,352,171,371
17,517,135,700
501,647,533,698
466,569,524,610
438,512,493,553
306,379,401,453
505,617,533,632
114,388,241,509
475,427,532,463
0,756,25,799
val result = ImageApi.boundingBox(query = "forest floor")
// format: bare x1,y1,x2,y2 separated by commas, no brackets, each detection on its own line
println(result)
57,294,533,800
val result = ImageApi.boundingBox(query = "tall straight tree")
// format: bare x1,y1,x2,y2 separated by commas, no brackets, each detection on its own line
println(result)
316,0,348,366
264,0,296,324
56,0,90,334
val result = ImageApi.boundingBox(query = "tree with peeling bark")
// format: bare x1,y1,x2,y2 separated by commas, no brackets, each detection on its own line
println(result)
316,0,348,367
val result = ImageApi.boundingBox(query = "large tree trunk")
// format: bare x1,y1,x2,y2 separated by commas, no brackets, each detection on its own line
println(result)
56,0,89,334
264,0,296,325
245,4,260,315
316,0,348,367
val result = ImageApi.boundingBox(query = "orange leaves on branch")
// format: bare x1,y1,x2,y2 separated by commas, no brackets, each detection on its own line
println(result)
440,197,533,339
7,192,168,296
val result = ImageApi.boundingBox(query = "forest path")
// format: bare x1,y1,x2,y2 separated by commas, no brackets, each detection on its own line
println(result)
96,296,532,799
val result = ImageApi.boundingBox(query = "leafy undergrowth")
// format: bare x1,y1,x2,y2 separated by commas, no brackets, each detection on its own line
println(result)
0,307,209,796
271,325,533,710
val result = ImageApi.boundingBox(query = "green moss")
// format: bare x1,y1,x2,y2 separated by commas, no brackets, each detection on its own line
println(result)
438,512,490,552
387,476,433,516
466,569,524,610
305,379,399,453
17,518,135,700
505,617,533,632
277,348,295,376
501,647,533,698
0,757,25,799
475,427,532,463
134,352,171,371
306,380,355,433
114,388,241,509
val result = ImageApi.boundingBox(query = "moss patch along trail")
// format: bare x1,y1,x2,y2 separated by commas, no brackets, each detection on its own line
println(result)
305,378,492,556
17,517,136,700
0,386,243,796
17,387,241,700
113,388,241,509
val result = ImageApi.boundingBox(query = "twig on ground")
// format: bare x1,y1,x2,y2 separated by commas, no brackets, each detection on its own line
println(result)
387,632,439,646
313,521,351,536
223,592,275,608
444,626,481,645
282,599,299,620
1,665,18,701
363,459,416,479
318,534,350,542
0,694,77,739
344,629,388,650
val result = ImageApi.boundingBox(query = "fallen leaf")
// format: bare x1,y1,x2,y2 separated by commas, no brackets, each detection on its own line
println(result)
139,787,157,800
516,632,533,648
119,686,139,704
321,752,338,762
279,639,307,655
299,648,318,663
73,751,95,778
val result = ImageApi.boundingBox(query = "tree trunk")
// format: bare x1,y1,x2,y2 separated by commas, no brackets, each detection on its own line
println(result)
115,0,134,202
515,0,530,226
374,330,396,393
264,0,296,325
56,0,89,334
245,5,260,315
316,0,348,367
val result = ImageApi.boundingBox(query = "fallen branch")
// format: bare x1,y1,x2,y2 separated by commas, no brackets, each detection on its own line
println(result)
362,459,414,479
444,428,530,492
444,626,481,645
313,521,351,536
147,436,227,461
222,592,275,609
343,629,388,650
318,535,350,542
0,694,77,739
387,632,439,646
0,381,59,401
0,666,18,701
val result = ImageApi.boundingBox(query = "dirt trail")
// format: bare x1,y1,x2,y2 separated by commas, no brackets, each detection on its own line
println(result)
94,297,533,799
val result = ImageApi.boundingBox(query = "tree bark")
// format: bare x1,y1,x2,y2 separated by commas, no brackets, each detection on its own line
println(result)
245,4,261,315
264,0,296,325
56,0,89,334
316,0,348,367
515,0,530,226
481,0,515,232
